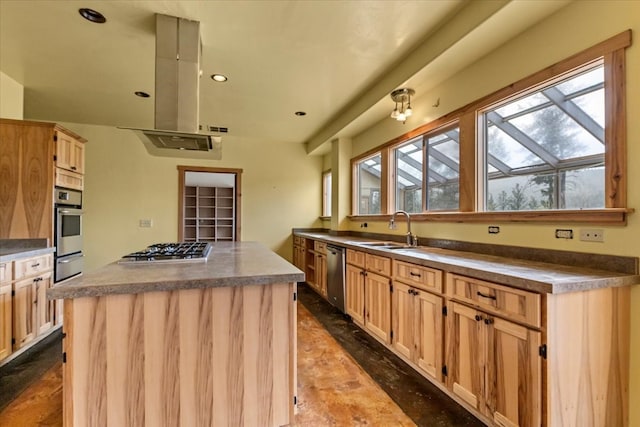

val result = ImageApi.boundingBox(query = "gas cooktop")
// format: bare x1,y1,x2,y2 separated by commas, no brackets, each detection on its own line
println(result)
118,242,212,264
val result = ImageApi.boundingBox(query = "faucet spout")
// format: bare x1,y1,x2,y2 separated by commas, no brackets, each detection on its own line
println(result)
390,210,418,246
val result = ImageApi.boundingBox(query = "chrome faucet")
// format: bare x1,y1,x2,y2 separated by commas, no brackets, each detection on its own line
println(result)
389,210,418,247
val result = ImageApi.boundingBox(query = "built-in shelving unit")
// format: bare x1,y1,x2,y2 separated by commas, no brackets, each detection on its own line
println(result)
183,186,236,242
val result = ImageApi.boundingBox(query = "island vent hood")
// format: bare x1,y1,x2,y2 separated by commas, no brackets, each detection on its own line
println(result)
123,14,221,159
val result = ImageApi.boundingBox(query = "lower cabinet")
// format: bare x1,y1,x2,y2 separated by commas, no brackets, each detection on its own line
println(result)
392,281,443,382
315,252,327,297
13,277,37,350
36,272,54,334
0,284,12,361
345,263,365,324
446,301,541,427
363,270,391,344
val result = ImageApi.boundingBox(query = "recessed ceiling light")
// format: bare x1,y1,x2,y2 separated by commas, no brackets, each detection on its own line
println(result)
211,74,228,82
135,91,150,98
78,8,106,24
295,111,307,116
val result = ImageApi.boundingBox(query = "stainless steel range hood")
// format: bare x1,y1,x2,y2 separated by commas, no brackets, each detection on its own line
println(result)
122,14,221,159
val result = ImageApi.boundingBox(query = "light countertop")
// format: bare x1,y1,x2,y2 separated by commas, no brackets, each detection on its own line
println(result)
0,239,54,262
48,241,304,300
296,232,640,294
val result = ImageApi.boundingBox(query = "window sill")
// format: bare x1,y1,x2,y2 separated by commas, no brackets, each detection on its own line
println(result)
349,208,633,225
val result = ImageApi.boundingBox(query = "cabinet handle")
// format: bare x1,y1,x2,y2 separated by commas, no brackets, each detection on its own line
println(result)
477,291,496,300
475,315,483,322
484,318,494,325
409,272,421,277
32,263,40,268
71,166,77,171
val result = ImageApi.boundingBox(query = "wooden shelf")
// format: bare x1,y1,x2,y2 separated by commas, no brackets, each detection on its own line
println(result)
182,185,236,242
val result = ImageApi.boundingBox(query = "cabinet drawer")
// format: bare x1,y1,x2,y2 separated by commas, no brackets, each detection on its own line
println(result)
366,253,391,277
447,273,540,328
55,167,84,191
14,254,53,281
0,262,11,284
346,249,365,268
393,260,442,293
314,241,327,254
293,236,301,245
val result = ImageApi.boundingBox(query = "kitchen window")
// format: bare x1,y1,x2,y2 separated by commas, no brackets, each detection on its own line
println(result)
393,124,460,213
355,153,383,215
349,30,630,223
481,63,605,211
322,170,332,217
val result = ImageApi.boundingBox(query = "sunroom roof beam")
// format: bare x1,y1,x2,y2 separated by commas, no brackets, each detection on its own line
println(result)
486,111,560,167
542,86,605,143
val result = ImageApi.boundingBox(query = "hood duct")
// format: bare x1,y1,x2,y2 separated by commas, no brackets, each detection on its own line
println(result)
122,14,221,159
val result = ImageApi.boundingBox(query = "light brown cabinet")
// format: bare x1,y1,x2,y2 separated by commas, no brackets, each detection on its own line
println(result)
13,276,37,350
313,241,327,297
55,130,85,174
345,249,392,344
12,254,54,352
392,261,444,382
345,263,365,324
0,119,86,239
0,281,12,361
446,301,541,427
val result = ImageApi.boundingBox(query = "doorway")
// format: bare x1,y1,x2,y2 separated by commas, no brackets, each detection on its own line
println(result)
177,166,242,242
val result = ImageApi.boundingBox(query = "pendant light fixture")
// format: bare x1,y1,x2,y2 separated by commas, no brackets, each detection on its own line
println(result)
389,88,415,124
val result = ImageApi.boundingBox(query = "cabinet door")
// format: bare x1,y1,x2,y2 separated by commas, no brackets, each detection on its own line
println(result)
0,284,12,361
414,289,443,382
316,254,327,297
56,131,85,173
55,130,74,171
391,281,414,360
345,264,365,325
71,140,85,174
13,278,37,350
36,272,54,335
487,317,541,427
364,271,391,343
447,302,484,410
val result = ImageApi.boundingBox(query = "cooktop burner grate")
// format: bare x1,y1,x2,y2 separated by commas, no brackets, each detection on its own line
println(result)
119,242,212,263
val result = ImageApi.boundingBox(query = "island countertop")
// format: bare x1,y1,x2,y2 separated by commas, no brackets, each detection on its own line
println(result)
48,241,304,299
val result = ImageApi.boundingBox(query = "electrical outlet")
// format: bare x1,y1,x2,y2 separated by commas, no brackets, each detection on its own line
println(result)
139,219,153,228
488,226,500,234
555,229,573,239
579,228,604,242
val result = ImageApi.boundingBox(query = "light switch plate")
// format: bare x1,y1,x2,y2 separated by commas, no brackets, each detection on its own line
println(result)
139,219,153,228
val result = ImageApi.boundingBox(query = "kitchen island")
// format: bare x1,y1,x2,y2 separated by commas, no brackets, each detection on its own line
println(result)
48,241,303,427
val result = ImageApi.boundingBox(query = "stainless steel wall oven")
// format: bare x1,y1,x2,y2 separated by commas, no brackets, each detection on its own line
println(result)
54,187,84,282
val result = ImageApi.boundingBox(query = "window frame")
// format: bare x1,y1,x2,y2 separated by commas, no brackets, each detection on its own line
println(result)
349,30,631,224
321,169,332,218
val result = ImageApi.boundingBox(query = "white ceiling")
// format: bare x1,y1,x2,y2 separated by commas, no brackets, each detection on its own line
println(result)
0,0,570,154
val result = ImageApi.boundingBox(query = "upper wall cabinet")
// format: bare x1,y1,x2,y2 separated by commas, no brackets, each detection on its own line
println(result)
0,119,87,240
55,130,85,174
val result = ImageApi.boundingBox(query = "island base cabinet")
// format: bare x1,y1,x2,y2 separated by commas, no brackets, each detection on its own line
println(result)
62,282,297,427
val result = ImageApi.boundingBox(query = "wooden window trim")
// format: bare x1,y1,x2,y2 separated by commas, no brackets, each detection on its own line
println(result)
350,30,631,222
349,208,631,225
177,166,243,241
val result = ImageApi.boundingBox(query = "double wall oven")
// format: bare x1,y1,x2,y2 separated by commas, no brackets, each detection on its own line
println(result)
54,187,84,282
